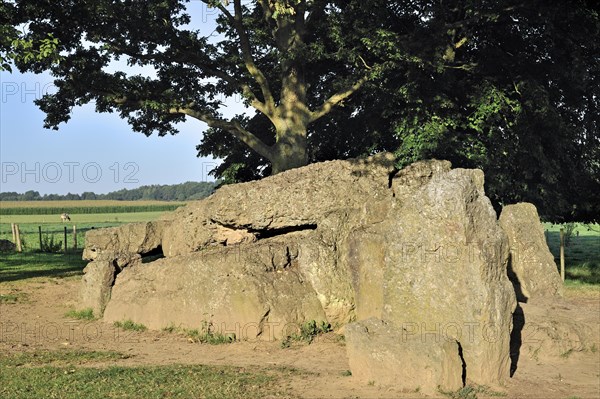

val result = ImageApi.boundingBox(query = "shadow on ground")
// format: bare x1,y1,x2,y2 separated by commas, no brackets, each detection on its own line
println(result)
0,250,86,282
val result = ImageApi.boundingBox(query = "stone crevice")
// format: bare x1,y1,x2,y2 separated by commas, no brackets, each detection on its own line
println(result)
457,340,467,387
248,224,318,239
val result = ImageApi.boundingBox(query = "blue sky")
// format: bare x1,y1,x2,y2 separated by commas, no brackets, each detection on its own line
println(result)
0,2,246,195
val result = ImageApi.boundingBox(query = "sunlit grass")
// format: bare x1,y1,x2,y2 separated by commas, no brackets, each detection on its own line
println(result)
0,350,280,399
65,308,96,321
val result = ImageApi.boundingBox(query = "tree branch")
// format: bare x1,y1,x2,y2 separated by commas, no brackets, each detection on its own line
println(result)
305,0,328,28
203,0,276,115
104,40,269,115
170,106,273,160
310,76,368,122
201,63,269,114
106,93,272,159
257,0,274,24
295,0,307,38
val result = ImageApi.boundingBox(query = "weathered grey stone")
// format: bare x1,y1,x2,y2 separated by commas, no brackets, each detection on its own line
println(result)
382,167,517,386
346,318,464,395
213,225,257,245
79,260,116,317
391,158,452,201
103,237,327,340
499,203,563,301
296,233,356,328
161,153,395,257
343,228,387,321
83,221,166,261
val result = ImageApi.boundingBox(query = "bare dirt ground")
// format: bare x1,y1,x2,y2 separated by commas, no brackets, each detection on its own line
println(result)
1,277,599,399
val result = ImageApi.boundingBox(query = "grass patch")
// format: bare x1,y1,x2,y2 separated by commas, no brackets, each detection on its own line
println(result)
0,294,19,303
0,292,28,303
0,363,278,399
0,250,87,283
185,321,235,345
564,262,600,285
560,349,574,358
564,281,600,299
162,324,177,333
185,328,235,345
281,320,332,348
65,308,95,321
544,223,599,287
162,321,236,345
440,384,507,399
114,320,147,332
0,350,127,367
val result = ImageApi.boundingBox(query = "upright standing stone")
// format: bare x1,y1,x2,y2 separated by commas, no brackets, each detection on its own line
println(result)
382,166,517,386
499,203,563,301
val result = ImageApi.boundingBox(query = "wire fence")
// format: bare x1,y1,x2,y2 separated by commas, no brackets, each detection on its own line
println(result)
2,223,99,254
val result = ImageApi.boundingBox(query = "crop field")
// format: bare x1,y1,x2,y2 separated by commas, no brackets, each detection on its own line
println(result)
0,200,185,215
0,200,183,253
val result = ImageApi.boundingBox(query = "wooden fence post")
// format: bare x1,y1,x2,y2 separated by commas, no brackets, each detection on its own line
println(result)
39,226,43,251
72,225,77,250
560,228,565,282
11,223,16,243
15,224,22,253
64,226,68,253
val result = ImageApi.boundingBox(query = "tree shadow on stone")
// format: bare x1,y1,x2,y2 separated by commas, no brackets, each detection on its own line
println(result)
507,252,526,377
506,252,528,303
510,303,525,377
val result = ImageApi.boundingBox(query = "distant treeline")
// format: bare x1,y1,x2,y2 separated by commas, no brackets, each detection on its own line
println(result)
0,181,217,202
0,204,183,215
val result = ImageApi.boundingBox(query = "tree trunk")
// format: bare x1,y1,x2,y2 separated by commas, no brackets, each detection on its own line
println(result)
268,62,310,174
270,124,308,174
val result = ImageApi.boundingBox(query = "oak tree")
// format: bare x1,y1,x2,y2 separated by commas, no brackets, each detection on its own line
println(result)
5,0,385,173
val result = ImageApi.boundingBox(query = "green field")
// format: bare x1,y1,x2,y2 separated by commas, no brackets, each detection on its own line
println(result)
0,199,181,253
0,213,169,254
543,223,600,290
0,250,86,283
0,201,180,283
